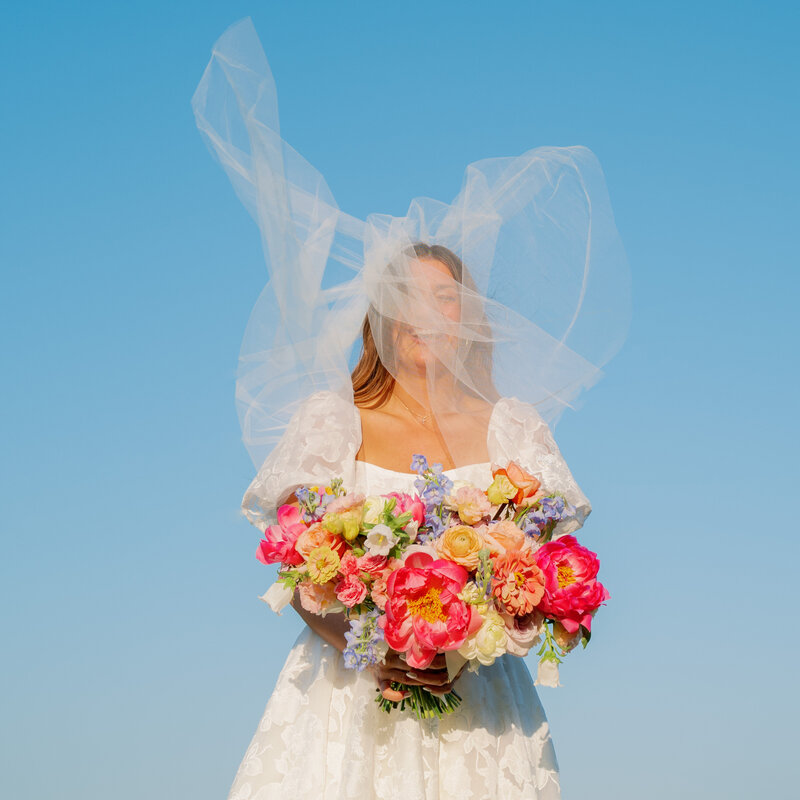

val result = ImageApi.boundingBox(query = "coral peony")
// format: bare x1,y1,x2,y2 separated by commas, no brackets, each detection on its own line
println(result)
256,504,307,566
380,552,481,669
492,549,546,615
534,535,609,634
435,524,485,569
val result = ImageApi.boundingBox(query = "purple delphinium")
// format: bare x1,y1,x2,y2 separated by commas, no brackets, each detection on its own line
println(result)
342,608,388,672
411,454,453,542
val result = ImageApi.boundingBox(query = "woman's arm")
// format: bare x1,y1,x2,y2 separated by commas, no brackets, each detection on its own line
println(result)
289,590,461,700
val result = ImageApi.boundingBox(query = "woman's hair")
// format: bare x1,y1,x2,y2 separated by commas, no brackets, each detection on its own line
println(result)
351,242,498,408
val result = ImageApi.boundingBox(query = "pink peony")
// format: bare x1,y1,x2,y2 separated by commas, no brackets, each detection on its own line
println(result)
380,552,481,669
534,535,609,634
256,505,306,566
335,575,368,607
386,492,426,527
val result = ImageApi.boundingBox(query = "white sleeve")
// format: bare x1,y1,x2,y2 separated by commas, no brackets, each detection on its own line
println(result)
488,397,592,536
240,391,361,530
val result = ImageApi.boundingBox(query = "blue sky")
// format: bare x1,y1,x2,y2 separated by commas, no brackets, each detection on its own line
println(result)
1,1,798,798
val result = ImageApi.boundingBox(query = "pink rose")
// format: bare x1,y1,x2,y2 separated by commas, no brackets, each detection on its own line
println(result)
256,505,306,566
380,552,482,669
338,551,360,577
335,576,368,607
357,554,388,575
452,486,492,525
534,535,609,634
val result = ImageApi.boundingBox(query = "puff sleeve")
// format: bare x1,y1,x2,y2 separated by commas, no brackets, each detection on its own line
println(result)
241,391,361,530
488,397,592,536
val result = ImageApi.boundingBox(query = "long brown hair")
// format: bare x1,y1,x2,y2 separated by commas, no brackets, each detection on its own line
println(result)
351,243,498,408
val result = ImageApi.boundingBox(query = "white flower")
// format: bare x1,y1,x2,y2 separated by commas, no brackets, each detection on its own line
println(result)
458,608,508,667
364,523,399,556
405,519,420,542
534,657,562,688
259,581,294,614
362,495,388,525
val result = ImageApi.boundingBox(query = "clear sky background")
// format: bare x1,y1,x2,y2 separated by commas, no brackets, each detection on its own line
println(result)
2,1,798,798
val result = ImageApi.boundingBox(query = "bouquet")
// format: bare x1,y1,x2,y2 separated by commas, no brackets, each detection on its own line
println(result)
256,455,609,718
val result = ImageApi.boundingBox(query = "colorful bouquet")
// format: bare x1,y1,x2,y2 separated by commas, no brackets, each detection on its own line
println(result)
256,455,609,718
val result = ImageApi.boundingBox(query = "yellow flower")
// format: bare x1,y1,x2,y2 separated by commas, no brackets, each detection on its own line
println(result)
306,545,340,584
323,509,362,542
487,475,516,505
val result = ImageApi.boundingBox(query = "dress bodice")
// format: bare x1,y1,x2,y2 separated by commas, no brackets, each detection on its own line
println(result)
241,390,592,537
353,460,493,495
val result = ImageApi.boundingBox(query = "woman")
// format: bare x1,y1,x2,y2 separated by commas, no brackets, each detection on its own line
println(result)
194,17,630,800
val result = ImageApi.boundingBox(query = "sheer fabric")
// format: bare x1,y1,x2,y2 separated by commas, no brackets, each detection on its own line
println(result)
193,17,631,471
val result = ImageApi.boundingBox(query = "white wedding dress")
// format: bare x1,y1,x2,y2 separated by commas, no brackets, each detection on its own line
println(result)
230,392,592,800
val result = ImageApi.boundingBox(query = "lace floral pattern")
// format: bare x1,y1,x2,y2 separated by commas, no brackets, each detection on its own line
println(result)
233,391,594,799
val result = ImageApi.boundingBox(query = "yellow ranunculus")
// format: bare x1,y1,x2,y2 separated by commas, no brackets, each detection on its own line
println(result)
435,524,485,569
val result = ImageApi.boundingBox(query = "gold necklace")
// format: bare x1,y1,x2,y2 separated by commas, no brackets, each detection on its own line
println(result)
394,393,432,426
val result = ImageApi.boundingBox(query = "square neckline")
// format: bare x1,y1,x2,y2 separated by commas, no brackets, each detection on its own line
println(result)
352,400,501,476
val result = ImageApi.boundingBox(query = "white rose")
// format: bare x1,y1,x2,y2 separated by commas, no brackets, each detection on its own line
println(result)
362,495,387,525
259,581,294,614
458,609,508,667
534,657,562,688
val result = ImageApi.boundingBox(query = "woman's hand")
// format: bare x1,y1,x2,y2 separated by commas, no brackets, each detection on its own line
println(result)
373,649,467,701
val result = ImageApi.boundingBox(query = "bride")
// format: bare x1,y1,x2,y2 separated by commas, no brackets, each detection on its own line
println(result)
193,17,630,800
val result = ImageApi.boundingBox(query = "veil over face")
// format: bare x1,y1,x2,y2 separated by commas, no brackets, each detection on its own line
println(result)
192,17,632,470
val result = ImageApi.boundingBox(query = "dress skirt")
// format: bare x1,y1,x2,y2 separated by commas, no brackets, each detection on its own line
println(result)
227,627,561,800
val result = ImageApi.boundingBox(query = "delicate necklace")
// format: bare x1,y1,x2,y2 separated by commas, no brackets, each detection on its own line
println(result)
394,393,432,426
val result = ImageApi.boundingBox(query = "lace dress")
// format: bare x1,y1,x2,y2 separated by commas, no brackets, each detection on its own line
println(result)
231,392,592,800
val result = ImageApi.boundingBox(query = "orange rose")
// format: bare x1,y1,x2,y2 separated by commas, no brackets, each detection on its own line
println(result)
492,461,541,504
295,522,347,561
485,520,526,555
